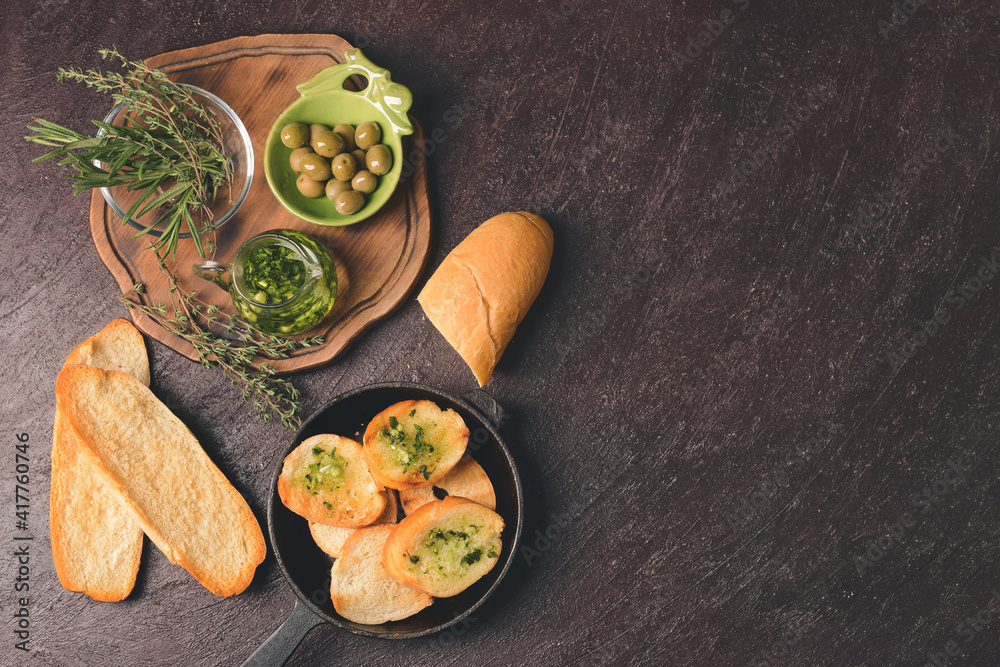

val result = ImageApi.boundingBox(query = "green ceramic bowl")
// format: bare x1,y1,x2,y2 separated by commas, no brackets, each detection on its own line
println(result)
264,49,413,226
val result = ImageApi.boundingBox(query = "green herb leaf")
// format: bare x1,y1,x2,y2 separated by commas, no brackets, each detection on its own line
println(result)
25,47,233,259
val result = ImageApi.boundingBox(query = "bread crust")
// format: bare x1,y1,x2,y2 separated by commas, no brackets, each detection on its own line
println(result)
382,496,504,597
56,366,266,597
399,454,496,515
50,319,147,601
417,211,553,386
362,400,469,490
278,434,387,527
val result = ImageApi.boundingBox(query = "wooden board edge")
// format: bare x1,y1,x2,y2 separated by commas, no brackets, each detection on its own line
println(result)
145,33,355,70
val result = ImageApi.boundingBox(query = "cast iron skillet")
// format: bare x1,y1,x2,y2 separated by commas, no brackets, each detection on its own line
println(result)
242,382,523,666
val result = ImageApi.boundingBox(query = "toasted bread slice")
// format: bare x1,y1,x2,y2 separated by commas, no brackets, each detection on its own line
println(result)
399,454,496,515
51,319,147,601
310,490,399,558
55,366,266,597
330,524,433,624
279,434,387,527
63,318,152,386
363,400,469,490
382,496,503,598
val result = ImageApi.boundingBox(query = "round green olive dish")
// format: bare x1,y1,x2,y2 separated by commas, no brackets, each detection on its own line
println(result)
264,49,413,226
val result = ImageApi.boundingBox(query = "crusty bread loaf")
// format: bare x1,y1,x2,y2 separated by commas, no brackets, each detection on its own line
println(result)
399,454,496,515
417,211,553,386
330,524,433,624
363,400,469,490
310,490,399,558
55,366,266,597
50,319,147,601
279,434,387,527
382,496,504,598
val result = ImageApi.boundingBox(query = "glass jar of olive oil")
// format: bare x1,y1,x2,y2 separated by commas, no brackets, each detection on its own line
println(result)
194,229,337,336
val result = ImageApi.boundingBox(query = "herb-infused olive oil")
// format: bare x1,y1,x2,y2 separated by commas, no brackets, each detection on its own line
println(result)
229,230,337,335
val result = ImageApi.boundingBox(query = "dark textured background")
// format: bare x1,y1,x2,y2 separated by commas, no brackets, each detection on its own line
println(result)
3,1,1000,665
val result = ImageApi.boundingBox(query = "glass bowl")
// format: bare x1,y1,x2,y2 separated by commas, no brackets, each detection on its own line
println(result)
96,84,254,240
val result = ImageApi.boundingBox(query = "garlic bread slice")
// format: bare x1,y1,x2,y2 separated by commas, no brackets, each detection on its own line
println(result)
382,496,503,598
278,434,387,527
363,400,468,490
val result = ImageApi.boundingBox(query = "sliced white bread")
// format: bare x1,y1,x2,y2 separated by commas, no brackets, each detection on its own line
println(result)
310,489,399,558
363,400,468,491
55,366,266,597
51,319,148,601
330,524,433,624
278,434,387,527
399,454,496,515
382,496,504,598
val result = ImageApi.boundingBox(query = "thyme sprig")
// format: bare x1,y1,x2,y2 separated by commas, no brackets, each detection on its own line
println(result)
24,46,232,258
119,251,323,429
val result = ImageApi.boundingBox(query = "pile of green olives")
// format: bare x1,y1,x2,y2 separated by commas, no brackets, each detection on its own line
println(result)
280,120,394,215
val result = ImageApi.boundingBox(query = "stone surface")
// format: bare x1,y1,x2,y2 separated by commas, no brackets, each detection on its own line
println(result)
2,1,1000,665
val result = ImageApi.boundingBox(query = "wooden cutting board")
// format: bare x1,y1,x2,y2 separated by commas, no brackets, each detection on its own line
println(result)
89,34,432,373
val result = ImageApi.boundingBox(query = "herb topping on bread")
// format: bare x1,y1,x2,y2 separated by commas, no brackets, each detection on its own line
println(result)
382,496,503,598
363,400,468,490
278,434,387,527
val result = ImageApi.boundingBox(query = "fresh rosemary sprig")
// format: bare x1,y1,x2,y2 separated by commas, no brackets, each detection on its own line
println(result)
24,46,232,258
119,251,324,429
31,49,314,429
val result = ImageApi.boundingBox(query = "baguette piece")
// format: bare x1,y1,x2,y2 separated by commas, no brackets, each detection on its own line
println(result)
330,524,433,624
399,454,496,515
55,366,266,597
51,319,148,602
363,400,468,490
382,496,504,598
310,490,399,558
417,211,553,386
278,434,387,527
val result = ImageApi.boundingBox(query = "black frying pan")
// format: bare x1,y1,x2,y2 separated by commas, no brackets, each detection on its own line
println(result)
242,382,524,666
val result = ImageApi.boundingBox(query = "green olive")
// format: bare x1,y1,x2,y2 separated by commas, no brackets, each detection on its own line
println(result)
334,190,366,215
299,153,332,181
351,170,378,194
289,147,314,173
366,144,393,175
333,124,356,151
331,153,357,182
355,122,381,150
325,178,353,200
350,149,367,166
280,122,309,149
309,123,330,142
296,173,325,198
313,131,345,158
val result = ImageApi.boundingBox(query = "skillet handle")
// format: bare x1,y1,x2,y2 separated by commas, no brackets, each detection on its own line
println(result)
242,599,325,667
463,389,507,430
